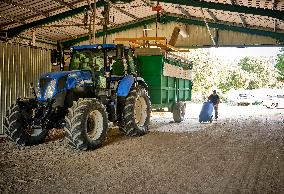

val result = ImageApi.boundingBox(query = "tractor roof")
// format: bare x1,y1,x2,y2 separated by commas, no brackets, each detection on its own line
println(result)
71,44,117,50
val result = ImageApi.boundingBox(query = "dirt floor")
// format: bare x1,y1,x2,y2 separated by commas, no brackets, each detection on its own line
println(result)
0,104,283,194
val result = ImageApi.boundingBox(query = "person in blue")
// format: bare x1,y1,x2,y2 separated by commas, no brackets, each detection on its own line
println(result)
208,90,220,119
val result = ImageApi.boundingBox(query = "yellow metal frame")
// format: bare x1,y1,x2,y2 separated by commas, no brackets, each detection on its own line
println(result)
114,37,191,52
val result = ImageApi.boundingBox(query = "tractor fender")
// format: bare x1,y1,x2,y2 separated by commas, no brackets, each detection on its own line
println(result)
117,75,135,97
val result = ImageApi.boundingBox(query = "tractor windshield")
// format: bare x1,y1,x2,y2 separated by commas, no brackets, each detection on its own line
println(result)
70,49,117,72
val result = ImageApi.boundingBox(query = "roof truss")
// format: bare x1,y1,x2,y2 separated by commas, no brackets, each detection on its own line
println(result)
4,0,284,38
5,0,105,37
0,0,91,29
0,0,283,47
62,13,284,48
152,0,284,20
1,0,50,17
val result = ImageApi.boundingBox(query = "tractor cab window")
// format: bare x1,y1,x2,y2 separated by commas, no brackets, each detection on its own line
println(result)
70,51,92,71
70,49,116,73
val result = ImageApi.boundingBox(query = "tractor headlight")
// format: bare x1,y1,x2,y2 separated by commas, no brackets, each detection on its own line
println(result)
44,79,56,99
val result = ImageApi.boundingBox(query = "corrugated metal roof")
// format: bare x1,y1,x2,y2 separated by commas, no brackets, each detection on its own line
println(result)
0,0,283,46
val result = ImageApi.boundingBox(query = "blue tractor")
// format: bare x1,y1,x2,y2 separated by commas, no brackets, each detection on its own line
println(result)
4,44,151,150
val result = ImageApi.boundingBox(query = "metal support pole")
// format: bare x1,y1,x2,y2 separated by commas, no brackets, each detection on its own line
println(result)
32,30,36,46
92,0,96,44
103,2,110,44
57,41,64,71
272,0,277,32
155,0,160,37
89,15,92,43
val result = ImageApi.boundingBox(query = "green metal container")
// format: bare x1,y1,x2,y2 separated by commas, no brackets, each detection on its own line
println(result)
137,55,192,110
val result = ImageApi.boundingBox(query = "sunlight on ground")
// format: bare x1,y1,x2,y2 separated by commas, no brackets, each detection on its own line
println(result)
152,103,283,119
150,103,283,133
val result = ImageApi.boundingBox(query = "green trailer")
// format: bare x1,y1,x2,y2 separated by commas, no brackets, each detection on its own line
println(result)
135,48,193,122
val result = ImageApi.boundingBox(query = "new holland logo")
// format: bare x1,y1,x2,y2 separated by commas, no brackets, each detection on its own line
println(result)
79,79,93,85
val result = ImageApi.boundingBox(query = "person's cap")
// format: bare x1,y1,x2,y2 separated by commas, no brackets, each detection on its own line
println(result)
213,90,216,93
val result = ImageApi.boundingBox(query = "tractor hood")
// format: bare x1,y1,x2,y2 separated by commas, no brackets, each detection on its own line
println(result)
41,70,83,79
37,70,93,101
40,70,93,86
41,71,75,79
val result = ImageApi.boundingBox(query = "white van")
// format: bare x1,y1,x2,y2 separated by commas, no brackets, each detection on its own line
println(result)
263,94,284,109
236,93,254,106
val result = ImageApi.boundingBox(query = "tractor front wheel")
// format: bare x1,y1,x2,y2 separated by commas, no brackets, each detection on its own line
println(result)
4,103,48,145
120,87,151,136
64,99,108,150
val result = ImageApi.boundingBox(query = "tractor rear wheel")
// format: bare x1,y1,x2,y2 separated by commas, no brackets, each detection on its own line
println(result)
120,87,151,136
172,102,186,123
4,103,48,145
64,99,108,150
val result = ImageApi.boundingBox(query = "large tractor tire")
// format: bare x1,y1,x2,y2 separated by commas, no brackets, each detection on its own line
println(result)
172,102,186,123
120,87,151,136
3,103,48,146
64,99,108,150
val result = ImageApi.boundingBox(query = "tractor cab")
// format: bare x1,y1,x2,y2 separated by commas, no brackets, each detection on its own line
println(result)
69,44,135,79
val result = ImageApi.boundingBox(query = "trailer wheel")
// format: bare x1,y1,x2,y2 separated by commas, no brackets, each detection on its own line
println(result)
173,102,186,123
64,99,108,150
3,103,48,145
120,87,151,136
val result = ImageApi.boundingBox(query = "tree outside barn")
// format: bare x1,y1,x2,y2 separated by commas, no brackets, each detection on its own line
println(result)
186,48,283,102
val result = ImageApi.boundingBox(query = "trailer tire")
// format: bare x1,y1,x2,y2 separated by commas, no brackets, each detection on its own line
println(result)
3,103,48,145
64,99,108,150
173,102,186,123
120,87,151,136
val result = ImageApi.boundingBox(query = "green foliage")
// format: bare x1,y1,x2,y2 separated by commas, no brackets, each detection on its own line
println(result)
239,57,265,74
190,51,216,100
237,57,280,89
222,70,246,91
240,57,254,72
189,49,282,102
275,48,284,81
